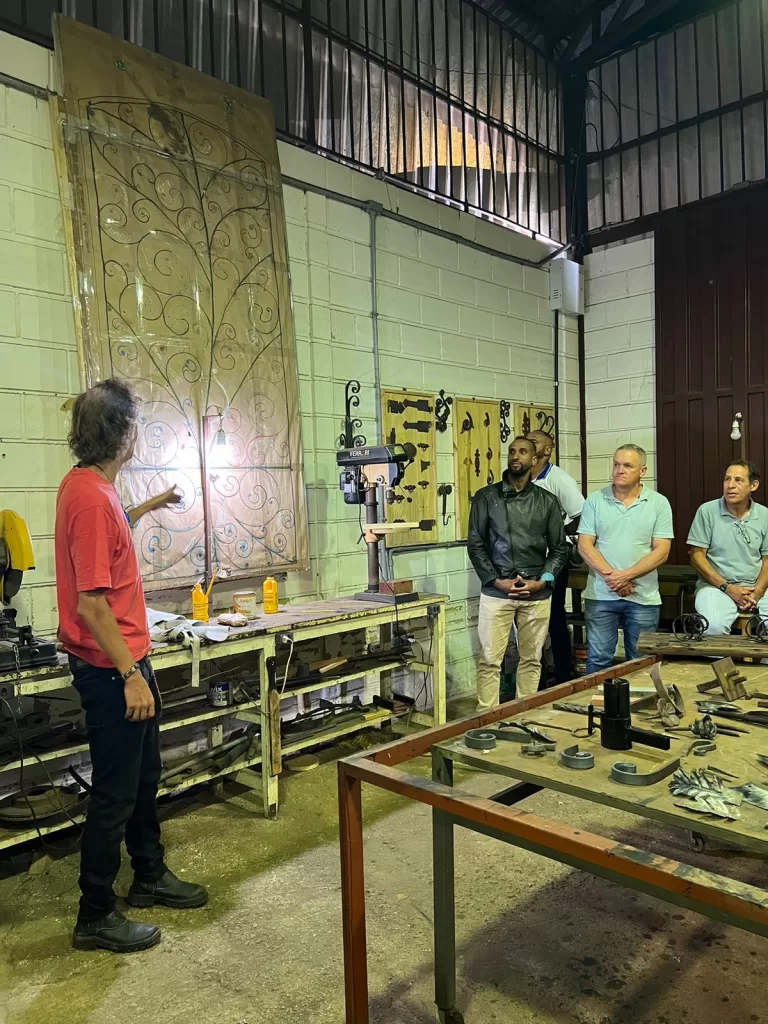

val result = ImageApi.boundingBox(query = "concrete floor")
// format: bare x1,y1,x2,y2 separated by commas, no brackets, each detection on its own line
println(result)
0,737,765,1024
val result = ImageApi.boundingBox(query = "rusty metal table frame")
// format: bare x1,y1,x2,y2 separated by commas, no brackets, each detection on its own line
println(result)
337,656,768,1024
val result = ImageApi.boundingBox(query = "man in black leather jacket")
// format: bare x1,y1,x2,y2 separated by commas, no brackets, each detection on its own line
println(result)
468,436,568,710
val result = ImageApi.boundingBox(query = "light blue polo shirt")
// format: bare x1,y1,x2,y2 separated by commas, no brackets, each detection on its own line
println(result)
687,498,768,588
579,485,674,606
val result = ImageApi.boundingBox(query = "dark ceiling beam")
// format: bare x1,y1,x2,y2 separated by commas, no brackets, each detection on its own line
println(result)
564,0,681,69
558,0,617,64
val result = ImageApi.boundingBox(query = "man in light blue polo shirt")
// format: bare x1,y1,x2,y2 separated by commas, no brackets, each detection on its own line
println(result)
687,460,768,633
578,444,674,672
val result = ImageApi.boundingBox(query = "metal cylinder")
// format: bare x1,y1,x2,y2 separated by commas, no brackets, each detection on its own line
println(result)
600,677,632,750
364,487,380,594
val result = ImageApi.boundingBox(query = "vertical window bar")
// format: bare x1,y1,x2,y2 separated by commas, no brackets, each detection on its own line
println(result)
414,0,425,188
397,0,407,180
153,0,160,51
673,30,681,207
382,0,392,175
486,17,497,217
459,1,469,209
714,9,724,193
122,0,130,39
444,0,454,201
363,0,374,167
654,37,662,212
617,54,625,223
345,0,356,160
473,6,481,209
523,42,530,228
736,0,746,184
759,0,768,179
544,58,551,236
599,62,607,229
499,28,511,221
694,17,702,201
429,0,440,196
301,0,316,145
281,7,290,135
635,47,643,217
257,0,265,97
511,39,520,225
182,0,190,67
534,52,541,233
556,66,562,240
232,0,243,88
209,0,216,78
326,0,337,153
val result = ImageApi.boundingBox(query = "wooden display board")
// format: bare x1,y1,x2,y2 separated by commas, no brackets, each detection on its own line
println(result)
453,397,502,541
380,388,437,547
514,403,556,442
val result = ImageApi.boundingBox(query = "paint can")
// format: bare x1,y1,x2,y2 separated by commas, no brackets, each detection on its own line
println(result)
233,591,259,618
208,681,231,707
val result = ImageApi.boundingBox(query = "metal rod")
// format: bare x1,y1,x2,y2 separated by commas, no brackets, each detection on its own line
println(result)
382,0,392,174
654,36,662,213
414,0,425,189
617,53,625,222
459,0,469,209
326,0,336,154
397,0,408,180
553,308,560,464
673,29,681,207
444,0,454,201
486,18,496,217
523,42,531,227
694,17,702,203
208,0,216,78
345,0,355,159
368,205,382,440
635,46,643,216
736,0,746,185
499,27,511,220
363,0,374,166
302,0,317,146
578,312,587,494
714,8,724,192
338,764,369,1024
599,63,607,227
429,0,440,195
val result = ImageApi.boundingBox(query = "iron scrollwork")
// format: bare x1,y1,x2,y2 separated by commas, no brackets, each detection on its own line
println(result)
499,400,511,443
461,411,474,434
474,449,481,477
77,99,305,583
435,389,453,432
338,380,366,448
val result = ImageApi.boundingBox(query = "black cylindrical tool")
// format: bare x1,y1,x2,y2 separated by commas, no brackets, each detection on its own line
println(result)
589,678,671,752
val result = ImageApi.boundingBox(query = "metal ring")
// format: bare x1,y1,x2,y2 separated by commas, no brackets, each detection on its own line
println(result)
745,615,768,642
464,729,497,750
672,613,709,641
560,744,595,770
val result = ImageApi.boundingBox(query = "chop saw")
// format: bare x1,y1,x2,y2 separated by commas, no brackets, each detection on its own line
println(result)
0,510,58,671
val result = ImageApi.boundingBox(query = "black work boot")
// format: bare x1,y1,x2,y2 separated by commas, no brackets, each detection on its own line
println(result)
72,910,161,953
126,869,208,909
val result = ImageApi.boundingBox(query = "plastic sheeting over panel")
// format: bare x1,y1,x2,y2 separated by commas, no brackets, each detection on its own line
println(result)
53,15,308,587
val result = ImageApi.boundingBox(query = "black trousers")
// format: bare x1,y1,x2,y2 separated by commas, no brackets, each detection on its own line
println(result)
547,566,573,685
70,655,166,922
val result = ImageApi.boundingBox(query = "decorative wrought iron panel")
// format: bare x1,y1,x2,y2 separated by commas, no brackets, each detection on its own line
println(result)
54,15,308,587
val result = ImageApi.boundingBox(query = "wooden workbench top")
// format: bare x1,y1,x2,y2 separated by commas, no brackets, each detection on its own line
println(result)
438,659,768,855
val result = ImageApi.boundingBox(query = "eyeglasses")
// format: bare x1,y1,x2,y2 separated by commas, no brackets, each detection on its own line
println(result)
735,520,754,546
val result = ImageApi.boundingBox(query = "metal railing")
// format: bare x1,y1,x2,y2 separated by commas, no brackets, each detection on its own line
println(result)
2,0,565,241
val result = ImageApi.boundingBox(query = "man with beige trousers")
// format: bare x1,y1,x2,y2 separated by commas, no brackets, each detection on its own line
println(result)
468,436,568,711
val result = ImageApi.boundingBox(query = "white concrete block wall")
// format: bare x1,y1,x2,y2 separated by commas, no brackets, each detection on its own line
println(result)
583,237,655,495
0,67,79,638
1,31,571,704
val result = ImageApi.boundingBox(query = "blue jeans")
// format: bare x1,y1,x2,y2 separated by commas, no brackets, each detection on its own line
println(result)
585,599,660,673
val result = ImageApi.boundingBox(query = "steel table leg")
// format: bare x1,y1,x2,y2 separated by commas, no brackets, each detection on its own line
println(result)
432,748,463,1024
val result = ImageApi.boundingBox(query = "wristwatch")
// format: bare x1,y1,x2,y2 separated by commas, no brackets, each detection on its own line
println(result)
121,662,142,682
718,582,729,593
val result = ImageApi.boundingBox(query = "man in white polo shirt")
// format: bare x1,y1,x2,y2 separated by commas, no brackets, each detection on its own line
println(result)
528,430,584,683
578,444,674,672
687,460,768,633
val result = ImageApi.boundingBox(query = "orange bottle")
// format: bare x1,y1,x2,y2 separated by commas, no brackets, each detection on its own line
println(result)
262,576,278,614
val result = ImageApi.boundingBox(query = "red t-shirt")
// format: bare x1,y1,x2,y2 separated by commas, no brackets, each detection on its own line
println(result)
55,467,150,668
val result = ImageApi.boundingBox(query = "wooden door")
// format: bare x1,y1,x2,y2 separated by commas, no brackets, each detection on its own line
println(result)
453,398,502,540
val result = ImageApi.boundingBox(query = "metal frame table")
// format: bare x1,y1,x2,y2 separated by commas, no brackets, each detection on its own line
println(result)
337,656,768,1024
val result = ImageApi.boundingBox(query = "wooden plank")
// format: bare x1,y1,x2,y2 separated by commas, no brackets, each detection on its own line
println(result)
453,397,502,540
639,631,768,660
338,763,369,1024
436,661,768,855
380,387,437,547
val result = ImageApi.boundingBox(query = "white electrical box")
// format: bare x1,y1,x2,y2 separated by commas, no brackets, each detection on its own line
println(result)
549,257,584,316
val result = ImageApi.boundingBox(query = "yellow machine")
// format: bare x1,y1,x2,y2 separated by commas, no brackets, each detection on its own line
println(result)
0,509,35,605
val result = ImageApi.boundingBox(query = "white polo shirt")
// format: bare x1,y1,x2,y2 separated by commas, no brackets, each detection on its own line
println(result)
533,463,584,527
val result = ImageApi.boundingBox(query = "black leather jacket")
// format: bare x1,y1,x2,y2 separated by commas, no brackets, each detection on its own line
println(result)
467,476,568,599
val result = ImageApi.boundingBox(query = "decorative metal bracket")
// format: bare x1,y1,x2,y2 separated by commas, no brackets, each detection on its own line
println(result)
460,411,474,434
536,410,556,435
499,400,511,443
338,380,366,448
486,447,494,485
474,449,481,477
435,389,453,432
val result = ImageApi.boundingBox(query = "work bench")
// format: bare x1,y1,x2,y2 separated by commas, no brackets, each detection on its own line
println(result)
338,655,768,1024
0,594,446,853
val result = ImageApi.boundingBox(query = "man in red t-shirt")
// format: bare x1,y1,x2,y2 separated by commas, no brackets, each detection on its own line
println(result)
56,379,206,953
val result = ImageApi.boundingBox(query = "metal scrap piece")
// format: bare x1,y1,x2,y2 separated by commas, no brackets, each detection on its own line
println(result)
520,741,556,757
560,744,595,770
610,756,681,786
669,767,743,819
734,782,768,810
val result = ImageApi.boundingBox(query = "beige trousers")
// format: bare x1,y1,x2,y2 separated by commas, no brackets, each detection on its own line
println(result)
476,592,552,711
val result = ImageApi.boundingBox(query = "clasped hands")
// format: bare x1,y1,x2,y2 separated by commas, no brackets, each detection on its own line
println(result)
494,576,547,599
724,583,762,611
600,568,635,597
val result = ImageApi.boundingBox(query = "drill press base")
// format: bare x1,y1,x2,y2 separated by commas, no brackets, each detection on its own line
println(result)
354,591,421,605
